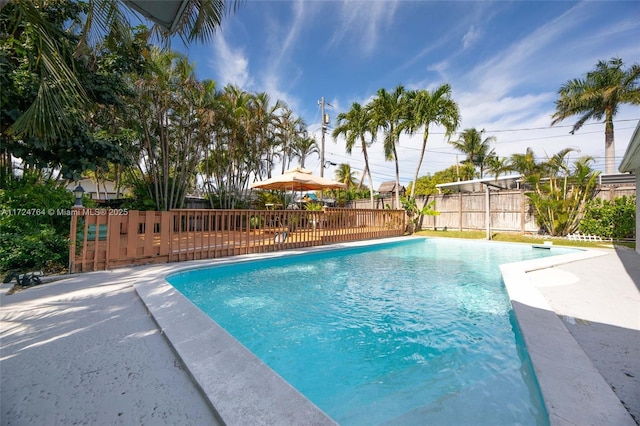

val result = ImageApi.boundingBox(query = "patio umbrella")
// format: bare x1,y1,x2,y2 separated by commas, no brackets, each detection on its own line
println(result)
250,167,347,191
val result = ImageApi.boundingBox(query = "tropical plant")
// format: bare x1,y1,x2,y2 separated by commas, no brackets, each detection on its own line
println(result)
509,147,540,177
128,48,211,210
523,149,600,236
0,174,74,273
449,128,496,178
305,201,324,211
334,163,359,189
368,85,408,210
332,102,377,208
200,84,252,209
251,92,285,180
485,156,512,180
0,0,238,144
0,1,130,182
406,163,476,196
291,135,319,168
276,107,306,174
403,84,460,199
401,196,439,234
551,57,640,174
579,195,636,239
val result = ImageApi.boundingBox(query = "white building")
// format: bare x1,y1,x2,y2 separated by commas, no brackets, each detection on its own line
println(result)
619,120,640,254
65,178,128,201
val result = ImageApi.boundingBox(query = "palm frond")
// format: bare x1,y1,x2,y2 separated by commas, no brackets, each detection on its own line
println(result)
5,0,87,141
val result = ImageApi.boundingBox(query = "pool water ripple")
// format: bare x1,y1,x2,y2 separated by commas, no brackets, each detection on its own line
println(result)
169,238,573,425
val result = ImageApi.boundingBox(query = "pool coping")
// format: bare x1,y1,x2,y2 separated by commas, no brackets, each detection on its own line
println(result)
133,237,634,425
500,249,636,426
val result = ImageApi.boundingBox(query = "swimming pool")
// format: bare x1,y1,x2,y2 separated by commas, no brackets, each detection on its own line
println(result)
168,238,575,425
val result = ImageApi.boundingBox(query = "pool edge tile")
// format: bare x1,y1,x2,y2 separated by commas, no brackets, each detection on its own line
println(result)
135,278,338,426
501,250,636,426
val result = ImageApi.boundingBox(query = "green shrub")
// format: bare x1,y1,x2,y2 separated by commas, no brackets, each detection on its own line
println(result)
579,195,636,239
0,175,74,234
0,226,68,273
0,176,74,273
249,215,264,229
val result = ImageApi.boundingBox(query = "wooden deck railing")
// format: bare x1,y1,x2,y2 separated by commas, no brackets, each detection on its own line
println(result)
69,208,405,272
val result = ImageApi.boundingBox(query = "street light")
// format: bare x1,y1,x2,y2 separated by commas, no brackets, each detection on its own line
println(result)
72,184,85,208
324,161,336,168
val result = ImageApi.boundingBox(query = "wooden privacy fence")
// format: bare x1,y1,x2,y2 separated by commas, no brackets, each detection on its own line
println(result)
418,187,637,233
348,186,636,233
69,208,405,272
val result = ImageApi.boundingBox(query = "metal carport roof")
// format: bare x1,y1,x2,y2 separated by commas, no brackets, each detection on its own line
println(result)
435,174,522,193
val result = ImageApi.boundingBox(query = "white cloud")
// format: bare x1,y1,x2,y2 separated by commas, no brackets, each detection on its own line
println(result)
461,3,589,98
326,0,399,55
462,25,480,50
262,73,300,114
210,34,251,87
456,92,555,129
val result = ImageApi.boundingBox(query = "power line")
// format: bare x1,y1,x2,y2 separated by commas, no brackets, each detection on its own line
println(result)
355,117,640,136
485,118,639,133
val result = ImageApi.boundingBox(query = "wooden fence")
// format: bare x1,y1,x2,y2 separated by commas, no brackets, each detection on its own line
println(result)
69,208,405,272
348,185,636,233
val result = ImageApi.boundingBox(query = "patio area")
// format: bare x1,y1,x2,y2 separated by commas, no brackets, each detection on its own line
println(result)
1,238,638,425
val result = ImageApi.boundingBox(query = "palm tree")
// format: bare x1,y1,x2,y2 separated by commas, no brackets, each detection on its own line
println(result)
291,135,319,168
276,107,305,173
402,85,460,199
335,163,359,189
252,92,285,179
130,48,208,210
551,57,640,174
1,0,237,143
449,128,496,178
485,156,512,180
368,85,408,209
509,148,540,177
332,102,377,208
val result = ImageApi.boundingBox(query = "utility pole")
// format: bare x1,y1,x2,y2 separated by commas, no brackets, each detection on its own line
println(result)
319,97,327,177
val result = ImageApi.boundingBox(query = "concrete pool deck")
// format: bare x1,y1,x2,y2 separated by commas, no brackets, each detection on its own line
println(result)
1,237,639,425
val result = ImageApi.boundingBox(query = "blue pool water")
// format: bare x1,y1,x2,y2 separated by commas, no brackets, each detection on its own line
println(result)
168,238,575,425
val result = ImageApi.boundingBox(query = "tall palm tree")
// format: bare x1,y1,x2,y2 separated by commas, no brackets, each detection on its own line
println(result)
368,85,408,209
1,0,238,143
252,92,285,179
276,107,305,174
402,84,459,199
334,163,358,189
291,135,319,168
509,147,540,177
131,48,208,210
449,128,496,178
551,57,640,174
332,102,377,208
485,156,511,180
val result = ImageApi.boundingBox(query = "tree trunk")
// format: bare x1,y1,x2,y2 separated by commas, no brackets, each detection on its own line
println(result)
411,131,429,201
604,111,615,174
361,138,375,209
393,142,400,210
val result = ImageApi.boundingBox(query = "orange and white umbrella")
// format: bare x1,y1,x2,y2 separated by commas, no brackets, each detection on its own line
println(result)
250,167,347,191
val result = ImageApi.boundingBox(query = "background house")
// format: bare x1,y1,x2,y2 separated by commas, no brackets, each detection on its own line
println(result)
376,181,406,209
65,178,128,201
619,120,640,254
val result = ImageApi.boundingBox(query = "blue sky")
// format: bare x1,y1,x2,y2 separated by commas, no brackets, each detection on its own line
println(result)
175,1,640,188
